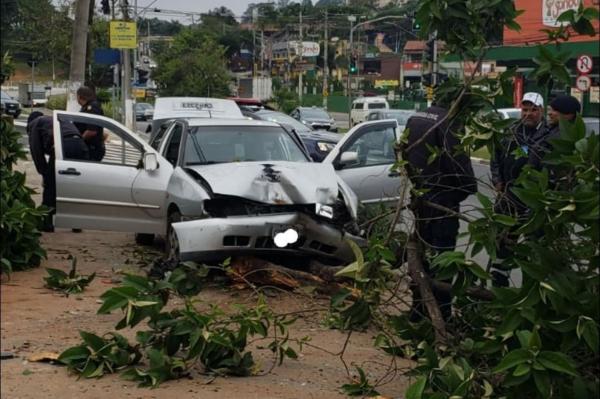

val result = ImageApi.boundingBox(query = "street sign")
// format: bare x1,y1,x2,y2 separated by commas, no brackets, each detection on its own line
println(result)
576,74,592,92
110,21,137,49
576,54,593,74
590,86,600,103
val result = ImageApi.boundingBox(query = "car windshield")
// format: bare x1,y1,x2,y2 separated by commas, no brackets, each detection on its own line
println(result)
1,91,11,100
301,108,330,119
255,111,312,133
385,110,413,125
184,126,309,165
135,103,152,110
504,110,520,119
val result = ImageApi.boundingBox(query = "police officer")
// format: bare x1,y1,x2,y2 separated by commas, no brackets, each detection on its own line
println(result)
28,115,89,232
75,86,105,161
489,92,546,286
402,100,477,320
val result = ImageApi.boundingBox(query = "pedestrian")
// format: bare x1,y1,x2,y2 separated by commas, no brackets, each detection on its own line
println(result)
75,86,105,161
27,114,89,232
402,100,478,321
546,94,581,138
489,92,547,286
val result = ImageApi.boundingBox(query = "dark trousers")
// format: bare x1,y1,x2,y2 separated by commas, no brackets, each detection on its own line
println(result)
88,144,105,162
410,201,460,321
41,164,56,231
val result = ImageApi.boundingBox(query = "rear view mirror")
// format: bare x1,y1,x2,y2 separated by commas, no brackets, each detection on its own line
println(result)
143,152,158,171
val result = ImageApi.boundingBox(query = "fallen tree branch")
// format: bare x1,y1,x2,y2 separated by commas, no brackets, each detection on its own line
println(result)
406,235,448,345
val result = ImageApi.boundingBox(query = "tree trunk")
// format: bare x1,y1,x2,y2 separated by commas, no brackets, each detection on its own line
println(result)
67,0,91,111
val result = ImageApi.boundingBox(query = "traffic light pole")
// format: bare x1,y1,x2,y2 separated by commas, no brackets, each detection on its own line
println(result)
346,16,355,122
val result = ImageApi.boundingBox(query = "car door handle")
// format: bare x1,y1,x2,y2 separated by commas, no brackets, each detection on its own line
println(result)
58,168,81,176
388,171,400,177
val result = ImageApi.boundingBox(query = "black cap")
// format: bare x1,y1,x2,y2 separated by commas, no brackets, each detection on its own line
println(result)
549,95,581,115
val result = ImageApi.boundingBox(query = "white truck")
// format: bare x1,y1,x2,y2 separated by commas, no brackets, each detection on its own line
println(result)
18,83,48,107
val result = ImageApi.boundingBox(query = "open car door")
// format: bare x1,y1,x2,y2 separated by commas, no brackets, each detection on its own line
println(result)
52,111,173,234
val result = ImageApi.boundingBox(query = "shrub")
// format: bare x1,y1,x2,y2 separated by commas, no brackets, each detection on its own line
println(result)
46,94,67,110
0,117,47,273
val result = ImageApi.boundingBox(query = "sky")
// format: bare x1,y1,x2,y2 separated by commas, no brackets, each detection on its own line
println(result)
134,0,272,23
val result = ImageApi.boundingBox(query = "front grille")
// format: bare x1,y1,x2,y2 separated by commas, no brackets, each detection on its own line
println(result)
223,235,250,246
309,240,336,254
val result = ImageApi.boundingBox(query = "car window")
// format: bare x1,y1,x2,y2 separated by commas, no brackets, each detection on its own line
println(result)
352,102,364,110
1,91,11,100
386,111,413,125
163,123,183,166
342,125,396,168
183,126,309,165
300,108,330,119
367,112,379,121
254,111,311,133
57,114,144,167
368,103,387,109
150,120,171,150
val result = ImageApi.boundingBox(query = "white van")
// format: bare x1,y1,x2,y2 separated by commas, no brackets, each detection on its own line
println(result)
350,97,389,126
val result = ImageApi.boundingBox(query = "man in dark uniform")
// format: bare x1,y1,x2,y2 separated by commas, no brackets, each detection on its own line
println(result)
490,92,546,286
75,86,105,161
28,114,89,232
402,101,477,321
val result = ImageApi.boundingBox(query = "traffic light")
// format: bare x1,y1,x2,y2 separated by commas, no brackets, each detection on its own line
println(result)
424,38,435,63
101,0,110,15
412,19,421,32
349,56,357,74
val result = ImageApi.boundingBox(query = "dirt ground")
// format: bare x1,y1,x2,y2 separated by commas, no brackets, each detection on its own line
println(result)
1,159,412,399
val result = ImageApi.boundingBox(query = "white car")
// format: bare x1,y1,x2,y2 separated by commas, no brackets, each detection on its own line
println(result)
350,97,389,126
50,103,402,263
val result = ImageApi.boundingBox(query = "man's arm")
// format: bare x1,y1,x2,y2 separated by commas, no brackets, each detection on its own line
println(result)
490,144,504,191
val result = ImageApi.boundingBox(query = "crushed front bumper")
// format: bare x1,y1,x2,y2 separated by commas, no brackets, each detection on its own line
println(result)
172,212,364,264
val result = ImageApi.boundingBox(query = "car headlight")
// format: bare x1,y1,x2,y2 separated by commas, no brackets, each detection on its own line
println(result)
317,142,335,152
315,203,334,219
302,120,308,124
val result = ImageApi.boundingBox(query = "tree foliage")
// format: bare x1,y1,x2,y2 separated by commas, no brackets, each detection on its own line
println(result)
152,31,231,97
0,118,47,274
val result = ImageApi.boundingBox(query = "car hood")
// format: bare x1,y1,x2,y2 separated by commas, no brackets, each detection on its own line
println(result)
298,130,341,143
186,161,340,205
305,119,332,124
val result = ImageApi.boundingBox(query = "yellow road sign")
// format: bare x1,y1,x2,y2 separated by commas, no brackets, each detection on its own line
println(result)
323,88,329,97
132,88,146,98
110,21,137,49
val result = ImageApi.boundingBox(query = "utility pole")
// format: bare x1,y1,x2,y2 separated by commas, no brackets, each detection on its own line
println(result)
346,15,355,121
121,0,133,129
133,0,138,83
298,10,303,103
67,0,91,111
322,11,328,110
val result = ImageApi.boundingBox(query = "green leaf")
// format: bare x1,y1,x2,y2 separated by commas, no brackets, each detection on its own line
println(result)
537,351,578,376
513,363,531,377
493,348,532,373
533,370,551,397
58,345,90,363
79,331,106,352
405,376,426,399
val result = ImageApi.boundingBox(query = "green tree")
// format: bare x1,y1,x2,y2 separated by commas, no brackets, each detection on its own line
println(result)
153,31,231,97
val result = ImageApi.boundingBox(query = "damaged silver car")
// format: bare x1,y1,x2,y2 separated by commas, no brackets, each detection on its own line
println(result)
51,108,362,264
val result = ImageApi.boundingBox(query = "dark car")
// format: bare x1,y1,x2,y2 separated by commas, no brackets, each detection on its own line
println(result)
290,106,337,132
1,91,22,118
248,109,341,162
134,102,154,121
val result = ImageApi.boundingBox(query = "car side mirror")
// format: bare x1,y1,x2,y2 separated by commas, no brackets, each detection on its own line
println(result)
145,124,152,133
340,151,358,165
143,152,159,171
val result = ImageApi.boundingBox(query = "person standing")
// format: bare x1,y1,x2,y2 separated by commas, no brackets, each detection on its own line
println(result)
75,86,105,161
546,95,581,138
402,101,478,320
489,92,547,286
27,114,89,232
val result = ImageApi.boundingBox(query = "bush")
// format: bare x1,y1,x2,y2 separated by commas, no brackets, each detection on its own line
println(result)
46,94,67,110
0,117,47,273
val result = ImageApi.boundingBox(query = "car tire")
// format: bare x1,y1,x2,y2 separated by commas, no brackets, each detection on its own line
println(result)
165,211,182,262
135,233,155,245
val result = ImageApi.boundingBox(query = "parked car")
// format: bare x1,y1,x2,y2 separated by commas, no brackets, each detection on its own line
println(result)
350,97,389,126
366,109,415,130
49,105,403,264
290,106,337,132
248,109,341,162
1,91,22,118
134,102,154,121
497,108,521,119
228,97,275,112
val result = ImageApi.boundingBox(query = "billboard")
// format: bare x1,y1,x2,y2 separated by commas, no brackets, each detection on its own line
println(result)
504,0,599,45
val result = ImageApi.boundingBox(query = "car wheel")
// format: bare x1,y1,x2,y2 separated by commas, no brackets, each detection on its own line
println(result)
165,211,181,262
135,233,155,245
